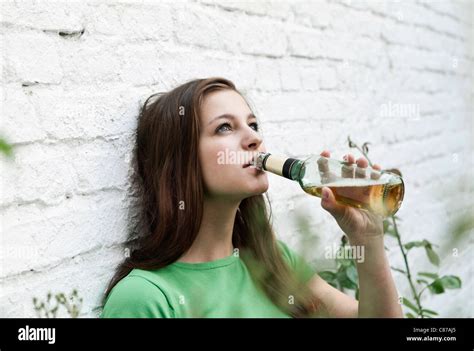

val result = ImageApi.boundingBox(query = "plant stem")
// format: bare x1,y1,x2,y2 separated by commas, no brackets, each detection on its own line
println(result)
391,215,424,318
352,140,424,318
418,285,429,300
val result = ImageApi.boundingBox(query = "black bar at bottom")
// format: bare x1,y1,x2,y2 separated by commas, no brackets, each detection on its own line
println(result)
0,318,472,350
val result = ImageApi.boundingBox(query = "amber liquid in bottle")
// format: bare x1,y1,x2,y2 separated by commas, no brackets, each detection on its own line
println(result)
303,180,404,217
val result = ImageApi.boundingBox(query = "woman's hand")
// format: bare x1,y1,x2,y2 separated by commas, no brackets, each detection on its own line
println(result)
318,150,384,244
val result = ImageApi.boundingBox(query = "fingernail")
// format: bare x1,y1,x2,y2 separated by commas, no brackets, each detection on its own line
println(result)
323,188,330,199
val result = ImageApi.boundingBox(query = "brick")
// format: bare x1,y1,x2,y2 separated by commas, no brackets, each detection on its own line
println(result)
86,2,173,41
22,86,140,140
1,86,47,143
199,0,292,20
1,138,130,205
1,191,128,278
0,1,85,32
3,32,63,84
175,3,287,57
0,0,472,318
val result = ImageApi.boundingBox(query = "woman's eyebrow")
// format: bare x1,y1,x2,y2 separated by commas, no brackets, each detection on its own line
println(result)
207,113,256,126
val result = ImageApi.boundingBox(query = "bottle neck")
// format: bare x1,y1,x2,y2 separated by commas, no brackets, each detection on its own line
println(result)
254,153,302,181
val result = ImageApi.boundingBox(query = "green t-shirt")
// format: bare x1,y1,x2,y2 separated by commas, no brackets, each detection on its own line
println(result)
101,241,314,318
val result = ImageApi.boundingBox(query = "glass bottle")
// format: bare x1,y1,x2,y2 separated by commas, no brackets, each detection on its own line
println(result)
252,152,404,217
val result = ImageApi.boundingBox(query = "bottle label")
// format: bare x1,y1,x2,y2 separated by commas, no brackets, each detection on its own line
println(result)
265,156,286,176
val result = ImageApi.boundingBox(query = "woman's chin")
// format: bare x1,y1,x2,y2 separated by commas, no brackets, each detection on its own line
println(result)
243,181,269,196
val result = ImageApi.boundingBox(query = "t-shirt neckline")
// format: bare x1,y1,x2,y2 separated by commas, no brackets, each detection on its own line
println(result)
171,253,239,270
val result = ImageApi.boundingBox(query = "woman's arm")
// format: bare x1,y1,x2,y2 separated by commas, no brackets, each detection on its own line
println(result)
307,235,402,318
307,274,359,318
351,234,402,317
308,150,403,318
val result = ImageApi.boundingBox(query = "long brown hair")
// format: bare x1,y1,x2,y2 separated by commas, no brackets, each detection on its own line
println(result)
104,77,316,317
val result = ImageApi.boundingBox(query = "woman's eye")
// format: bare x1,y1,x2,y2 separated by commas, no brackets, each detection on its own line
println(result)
216,123,232,133
249,122,259,131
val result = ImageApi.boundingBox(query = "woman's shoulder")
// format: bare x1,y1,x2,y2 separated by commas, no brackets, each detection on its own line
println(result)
276,239,300,265
276,239,316,283
101,270,175,318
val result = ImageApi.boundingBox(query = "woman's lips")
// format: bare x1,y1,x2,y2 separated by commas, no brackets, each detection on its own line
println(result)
242,154,257,168
244,165,263,175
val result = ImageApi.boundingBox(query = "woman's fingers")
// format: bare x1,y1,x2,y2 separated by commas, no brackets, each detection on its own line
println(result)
355,157,368,178
343,154,355,164
321,152,382,180
320,150,331,158
371,163,382,180
319,150,334,183
341,153,355,178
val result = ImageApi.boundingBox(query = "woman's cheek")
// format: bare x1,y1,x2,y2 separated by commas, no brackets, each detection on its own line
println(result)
201,157,231,192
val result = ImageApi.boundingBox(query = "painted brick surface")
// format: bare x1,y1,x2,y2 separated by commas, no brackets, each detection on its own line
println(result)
1,0,472,317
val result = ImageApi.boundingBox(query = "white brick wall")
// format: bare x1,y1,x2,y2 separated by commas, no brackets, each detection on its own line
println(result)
1,0,472,318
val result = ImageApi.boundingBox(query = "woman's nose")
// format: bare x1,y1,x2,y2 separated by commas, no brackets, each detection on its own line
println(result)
243,129,262,150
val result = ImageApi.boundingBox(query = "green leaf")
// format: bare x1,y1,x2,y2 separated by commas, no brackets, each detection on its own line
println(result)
0,138,13,157
402,297,419,313
425,246,440,266
391,266,407,274
362,142,370,155
416,279,429,285
346,264,358,285
335,258,348,267
421,309,438,316
318,271,336,283
439,275,462,289
347,136,356,148
418,272,438,279
336,251,354,267
428,279,445,294
451,215,474,241
404,240,428,250
383,220,397,237
405,312,416,318
337,269,358,290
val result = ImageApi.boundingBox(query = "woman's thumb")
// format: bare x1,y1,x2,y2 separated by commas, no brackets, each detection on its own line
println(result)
321,187,346,218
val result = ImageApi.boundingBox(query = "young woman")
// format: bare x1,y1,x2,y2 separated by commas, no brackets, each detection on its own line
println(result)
101,77,403,318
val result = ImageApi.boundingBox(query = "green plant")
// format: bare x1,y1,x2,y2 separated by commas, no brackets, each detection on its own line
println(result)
0,136,13,157
318,235,360,299
318,136,462,318
33,289,83,318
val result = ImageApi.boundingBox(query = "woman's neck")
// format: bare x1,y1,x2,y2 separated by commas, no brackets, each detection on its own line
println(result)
178,197,240,263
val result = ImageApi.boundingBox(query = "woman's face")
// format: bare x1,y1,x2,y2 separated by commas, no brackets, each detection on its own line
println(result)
199,89,269,201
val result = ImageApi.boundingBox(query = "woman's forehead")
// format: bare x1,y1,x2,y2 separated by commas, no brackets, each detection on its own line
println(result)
201,90,251,122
